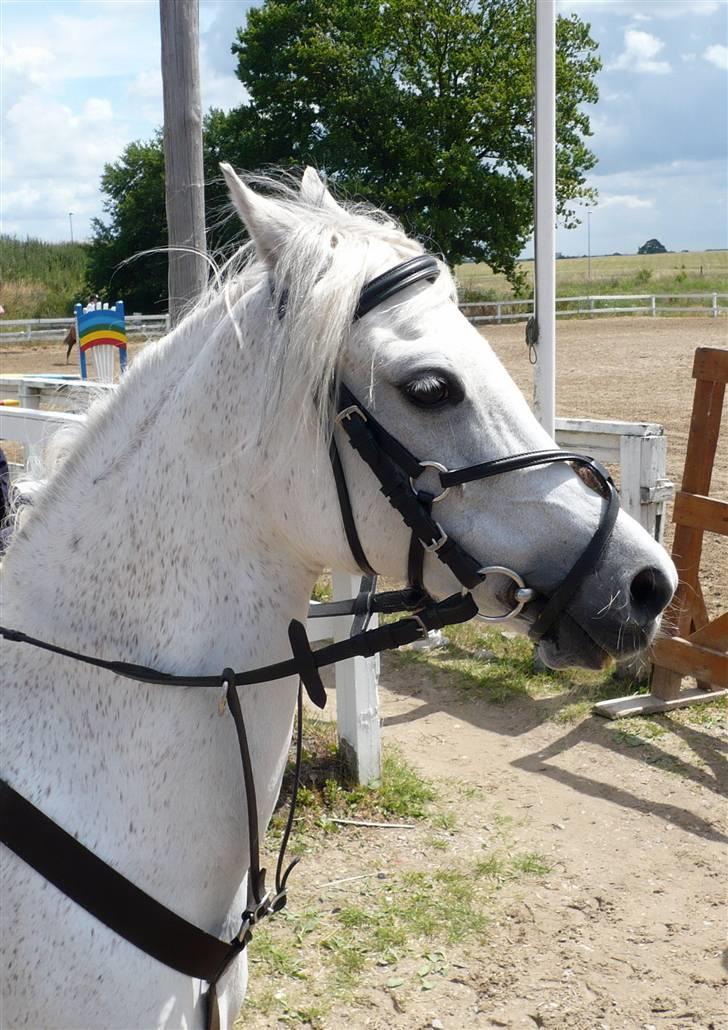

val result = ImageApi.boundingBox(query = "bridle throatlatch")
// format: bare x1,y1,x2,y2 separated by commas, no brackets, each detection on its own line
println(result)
0,253,620,1030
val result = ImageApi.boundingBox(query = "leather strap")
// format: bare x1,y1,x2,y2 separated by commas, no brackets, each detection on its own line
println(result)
328,438,377,577
354,255,440,321
288,620,327,709
0,779,241,985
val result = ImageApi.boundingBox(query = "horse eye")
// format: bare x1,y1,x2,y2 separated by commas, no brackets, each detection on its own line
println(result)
402,374,451,408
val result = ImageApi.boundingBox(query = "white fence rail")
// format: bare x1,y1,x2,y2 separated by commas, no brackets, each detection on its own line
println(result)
459,291,727,324
0,314,169,344
2,292,725,343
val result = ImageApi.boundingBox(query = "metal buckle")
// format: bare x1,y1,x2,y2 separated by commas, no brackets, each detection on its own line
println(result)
422,524,448,552
237,892,274,942
409,460,450,502
411,614,429,640
335,404,366,425
474,566,536,623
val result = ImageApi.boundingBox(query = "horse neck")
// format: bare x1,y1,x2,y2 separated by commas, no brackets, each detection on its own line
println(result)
2,293,321,929
6,290,321,657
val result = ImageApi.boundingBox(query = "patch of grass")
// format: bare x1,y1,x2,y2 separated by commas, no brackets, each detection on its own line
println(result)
392,619,634,716
269,716,436,846
0,235,90,318
669,694,728,730
241,839,551,1025
456,249,728,301
310,574,332,602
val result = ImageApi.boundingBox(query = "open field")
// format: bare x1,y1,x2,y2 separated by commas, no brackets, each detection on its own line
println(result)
456,249,728,300
2,320,727,1030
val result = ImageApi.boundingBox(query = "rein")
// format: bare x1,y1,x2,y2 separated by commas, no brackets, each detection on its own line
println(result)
1,254,620,1029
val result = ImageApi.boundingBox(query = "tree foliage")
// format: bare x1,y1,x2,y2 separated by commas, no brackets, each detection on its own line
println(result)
86,136,168,311
88,0,601,306
231,0,601,279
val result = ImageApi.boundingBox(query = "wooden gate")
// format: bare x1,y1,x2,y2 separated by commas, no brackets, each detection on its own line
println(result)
596,347,727,717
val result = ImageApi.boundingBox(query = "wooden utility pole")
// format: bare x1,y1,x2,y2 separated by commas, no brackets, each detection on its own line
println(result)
160,0,207,326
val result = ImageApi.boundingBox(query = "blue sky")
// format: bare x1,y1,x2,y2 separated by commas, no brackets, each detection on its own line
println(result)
1,0,726,257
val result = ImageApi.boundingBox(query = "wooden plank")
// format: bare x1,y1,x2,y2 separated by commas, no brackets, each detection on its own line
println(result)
555,417,664,438
692,346,728,384
681,377,725,495
668,521,706,637
619,435,642,527
689,612,728,650
553,430,618,466
673,491,728,536
651,636,728,688
332,573,381,786
650,663,684,702
594,688,728,720
0,407,86,446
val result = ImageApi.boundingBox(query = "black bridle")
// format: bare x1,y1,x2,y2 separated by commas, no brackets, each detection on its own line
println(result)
0,254,619,1030
330,254,620,642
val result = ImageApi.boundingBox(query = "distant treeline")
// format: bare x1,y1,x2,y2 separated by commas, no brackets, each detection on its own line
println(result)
0,235,90,319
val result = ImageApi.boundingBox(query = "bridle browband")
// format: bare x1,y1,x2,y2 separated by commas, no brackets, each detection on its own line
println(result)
0,253,620,1030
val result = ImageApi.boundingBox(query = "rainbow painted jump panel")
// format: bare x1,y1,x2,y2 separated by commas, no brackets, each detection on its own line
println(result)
74,301,128,380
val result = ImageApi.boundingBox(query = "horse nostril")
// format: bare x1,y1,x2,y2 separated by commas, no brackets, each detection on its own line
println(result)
629,566,674,621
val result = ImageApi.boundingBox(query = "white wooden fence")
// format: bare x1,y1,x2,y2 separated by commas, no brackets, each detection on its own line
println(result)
0,314,169,344
0,380,673,786
2,292,725,344
459,292,727,324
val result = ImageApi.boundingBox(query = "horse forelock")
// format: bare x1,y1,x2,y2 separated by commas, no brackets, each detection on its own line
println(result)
197,174,455,452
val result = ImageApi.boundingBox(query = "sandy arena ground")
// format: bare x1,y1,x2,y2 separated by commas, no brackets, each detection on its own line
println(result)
1,317,726,1030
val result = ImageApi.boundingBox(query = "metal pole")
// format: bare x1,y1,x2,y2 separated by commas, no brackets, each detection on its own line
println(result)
69,212,74,244
160,0,207,327
533,0,556,438
587,209,591,290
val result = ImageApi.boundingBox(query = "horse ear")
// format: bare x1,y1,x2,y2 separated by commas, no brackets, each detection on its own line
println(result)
300,166,342,214
220,163,300,268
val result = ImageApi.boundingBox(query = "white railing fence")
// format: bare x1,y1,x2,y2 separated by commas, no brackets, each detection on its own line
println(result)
0,314,169,344
458,292,727,324
2,293,725,343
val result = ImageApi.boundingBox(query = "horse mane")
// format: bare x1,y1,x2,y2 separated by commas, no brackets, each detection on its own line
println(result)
4,173,456,541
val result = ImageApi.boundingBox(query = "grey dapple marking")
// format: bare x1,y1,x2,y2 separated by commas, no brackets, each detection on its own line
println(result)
1,167,675,1028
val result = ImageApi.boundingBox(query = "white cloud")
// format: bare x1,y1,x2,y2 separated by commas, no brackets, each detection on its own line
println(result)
681,53,697,63
128,70,163,101
704,44,728,71
599,194,653,210
561,1,718,17
608,29,671,74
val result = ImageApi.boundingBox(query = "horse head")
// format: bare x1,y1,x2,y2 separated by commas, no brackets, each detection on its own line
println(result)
221,165,676,671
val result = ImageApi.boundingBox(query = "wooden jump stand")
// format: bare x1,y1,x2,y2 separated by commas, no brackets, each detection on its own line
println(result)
595,347,728,718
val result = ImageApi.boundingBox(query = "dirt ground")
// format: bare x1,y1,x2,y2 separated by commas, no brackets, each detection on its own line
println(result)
262,653,726,1030
2,319,726,1030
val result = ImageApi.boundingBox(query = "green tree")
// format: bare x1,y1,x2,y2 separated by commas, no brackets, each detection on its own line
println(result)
86,111,286,308
86,136,168,312
89,0,600,306
231,0,601,282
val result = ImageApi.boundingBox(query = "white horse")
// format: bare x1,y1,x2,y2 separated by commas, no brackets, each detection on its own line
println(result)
1,167,676,1029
